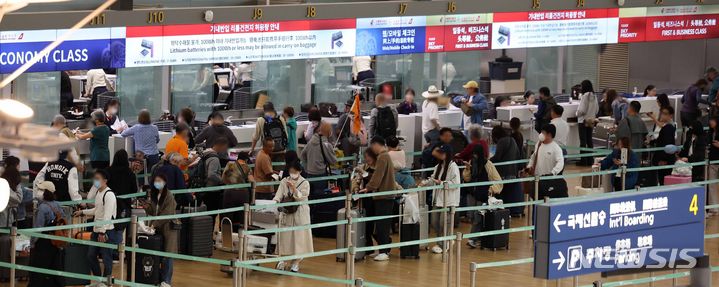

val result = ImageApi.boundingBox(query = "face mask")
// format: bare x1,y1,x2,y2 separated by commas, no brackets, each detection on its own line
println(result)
93,180,102,189
289,173,300,180
154,181,166,190
108,108,117,115
538,133,546,143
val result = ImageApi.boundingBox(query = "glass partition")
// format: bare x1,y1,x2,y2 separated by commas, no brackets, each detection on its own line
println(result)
443,51,482,95
564,45,600,93
312,57,353,106
171,64,214,121
253,59,308,111
525,47,560,92
14,72,60,124
116,66,164,121
375,53,435,101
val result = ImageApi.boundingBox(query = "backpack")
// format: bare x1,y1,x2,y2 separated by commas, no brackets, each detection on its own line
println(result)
188,153,219,188
263,117,288,152
374,106,396,139
42,203,68,248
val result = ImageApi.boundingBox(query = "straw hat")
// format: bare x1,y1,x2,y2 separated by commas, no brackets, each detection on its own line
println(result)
422,85,444,99
37,181,56,193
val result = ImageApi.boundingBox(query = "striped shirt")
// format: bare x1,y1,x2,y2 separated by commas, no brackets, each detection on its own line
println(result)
121,124,160,155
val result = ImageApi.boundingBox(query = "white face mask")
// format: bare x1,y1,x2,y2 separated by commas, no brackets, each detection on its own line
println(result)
108,107,118,115
538,133,546,143
289,172,300,180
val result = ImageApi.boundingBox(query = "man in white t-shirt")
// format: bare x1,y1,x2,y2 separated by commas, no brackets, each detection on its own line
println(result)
549,105,569,154
526,124,568,199
421,85,443,137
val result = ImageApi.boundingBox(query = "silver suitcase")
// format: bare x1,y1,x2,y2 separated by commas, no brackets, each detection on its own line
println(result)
336,208,366,262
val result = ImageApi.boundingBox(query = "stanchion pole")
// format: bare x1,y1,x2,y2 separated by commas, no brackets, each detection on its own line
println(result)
649,271,655,287
118,242,126,282
442,181,449,263
130,215,138,283
573,276,578,287
9,227,16,287
531,175,539,239
105,275,113,287
232,259,239,287
469,263,477,287
454,232,462,287
672,269,678,286
621,165,627,191
705,158,710,193
354,278,364,287
345,191,354,286
593,280,602,287
240,203,251,287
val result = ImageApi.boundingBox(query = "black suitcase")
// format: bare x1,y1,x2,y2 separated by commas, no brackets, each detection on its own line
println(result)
480,209,510,251
129,234,163,285
178,204,214,257
399,223,420,259
63,243,91,286
309,192,345,238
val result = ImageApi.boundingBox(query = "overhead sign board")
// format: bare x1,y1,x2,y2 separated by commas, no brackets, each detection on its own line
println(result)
1,5,719,73
534,186,705,280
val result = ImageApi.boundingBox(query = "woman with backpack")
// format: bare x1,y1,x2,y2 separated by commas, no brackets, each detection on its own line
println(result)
143,174,179,287
272,162,313,273
28,181,66,287
463,145,503,248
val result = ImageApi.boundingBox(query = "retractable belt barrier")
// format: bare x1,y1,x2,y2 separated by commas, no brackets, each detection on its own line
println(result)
8,145,719,287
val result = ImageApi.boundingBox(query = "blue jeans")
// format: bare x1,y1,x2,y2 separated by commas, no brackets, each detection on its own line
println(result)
87,229,121,277
161,258,173,284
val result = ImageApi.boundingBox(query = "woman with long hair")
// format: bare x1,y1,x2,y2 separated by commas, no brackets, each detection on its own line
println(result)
143,174,178,287
426,144,460,254
106,149,137,232
464,144,503,248
576,79,599,166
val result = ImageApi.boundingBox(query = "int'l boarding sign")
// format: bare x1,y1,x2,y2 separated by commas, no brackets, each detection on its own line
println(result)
534,186,705,279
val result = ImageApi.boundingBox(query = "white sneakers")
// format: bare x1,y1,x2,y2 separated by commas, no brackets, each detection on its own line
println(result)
373,253,390,261
275,261,287,271
160,282,172,287
431,245,444,254
290,262,300,272
276,261,300,272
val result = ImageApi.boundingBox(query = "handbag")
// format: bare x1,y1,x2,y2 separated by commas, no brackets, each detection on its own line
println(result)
460,101,475,116
170,219,182,230
278,180,306,214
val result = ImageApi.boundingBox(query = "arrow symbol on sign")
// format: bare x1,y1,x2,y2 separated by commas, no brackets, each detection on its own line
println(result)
552,251,565,270
554,214,567,233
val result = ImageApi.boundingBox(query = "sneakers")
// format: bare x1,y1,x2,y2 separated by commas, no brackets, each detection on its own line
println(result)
276,261,287,271
160,282,172,287
373,253,390,261
431,245,444,254
290,263,300,273
367,253,378,258
466,240,480,249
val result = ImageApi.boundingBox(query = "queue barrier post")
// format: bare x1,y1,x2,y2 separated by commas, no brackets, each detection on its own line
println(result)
9,227,16,287
672,269,678,286
105,274,113,287
531,175,540,239
593,280,602,287
454,232,462,287
469,262,478,287
232,259,239,287
354,278,364,287
621,165,627,192
705,158,710,193
130,215,138,283
240,203,251,287
441,181,449,263
344,190,353,286
118,242,126,282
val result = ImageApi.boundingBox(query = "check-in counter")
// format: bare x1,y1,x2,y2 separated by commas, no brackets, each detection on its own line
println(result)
496,102,579,123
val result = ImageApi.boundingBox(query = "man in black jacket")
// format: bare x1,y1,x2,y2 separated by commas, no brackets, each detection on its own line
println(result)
34,151,81,202
651,106,677,185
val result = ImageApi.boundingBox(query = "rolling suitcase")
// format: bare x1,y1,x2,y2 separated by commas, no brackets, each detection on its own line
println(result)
310,192,345,238
179,204,213,257
480,209,510,251
336,207,366,262
64,216,92,286
129,234,163,285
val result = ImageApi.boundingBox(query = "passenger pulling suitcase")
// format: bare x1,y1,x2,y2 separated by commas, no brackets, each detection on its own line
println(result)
129,234,163,285
480,209,510,251
336,207,366,262
179,204,214,257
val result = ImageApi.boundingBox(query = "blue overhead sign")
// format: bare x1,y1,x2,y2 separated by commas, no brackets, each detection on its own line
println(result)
534,187,705,280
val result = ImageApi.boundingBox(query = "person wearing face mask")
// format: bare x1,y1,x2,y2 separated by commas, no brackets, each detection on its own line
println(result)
153,152,190,207
74,170,119,287
272,163,313,273
143,174,178,287
76,110,111,170
397,88,418,115
103,99,124,134
525,124,568,199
